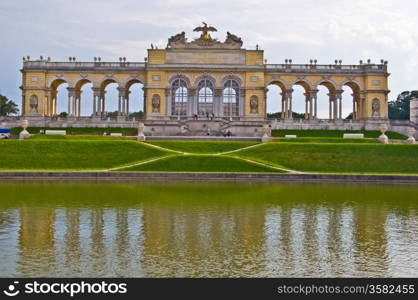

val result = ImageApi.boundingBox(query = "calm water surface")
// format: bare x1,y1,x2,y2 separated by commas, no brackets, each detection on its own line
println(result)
0,182,417,277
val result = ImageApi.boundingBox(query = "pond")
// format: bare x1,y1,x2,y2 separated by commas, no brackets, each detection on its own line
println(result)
0,182,417,277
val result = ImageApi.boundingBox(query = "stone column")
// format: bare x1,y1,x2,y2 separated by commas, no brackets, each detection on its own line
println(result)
336,90,343,119
126,90,131,116
92,87,100,116
280,91,286,119
304,93,309,119
117,87,125,116
312,90,318,119
67,87,76,117
284,89,293,119
358,92,365,120
75,90,82,117
188,88,196,116
214,88,222,117
165,88,171,116
45,90,51,116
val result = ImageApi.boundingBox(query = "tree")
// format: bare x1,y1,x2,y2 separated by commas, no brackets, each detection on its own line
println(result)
0,94,19,116
388,90,418,120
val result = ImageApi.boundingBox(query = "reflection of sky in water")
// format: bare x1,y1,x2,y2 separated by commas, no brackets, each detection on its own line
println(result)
0,183,418,277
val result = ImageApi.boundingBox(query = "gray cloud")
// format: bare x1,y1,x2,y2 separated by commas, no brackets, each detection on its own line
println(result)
0,0,417,113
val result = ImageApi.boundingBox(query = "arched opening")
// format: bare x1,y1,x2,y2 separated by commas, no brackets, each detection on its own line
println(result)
171,78,188,117
51,79,68,117
222,79,240,119
266,81,285,119
75,79,93,117
342,82,361,120
197,78,214,117
100,79,118,118
316,81,336,120
291,81,310,119
126,80,144,119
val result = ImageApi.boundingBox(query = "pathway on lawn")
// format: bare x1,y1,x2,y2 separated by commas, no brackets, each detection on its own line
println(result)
108,142,302,174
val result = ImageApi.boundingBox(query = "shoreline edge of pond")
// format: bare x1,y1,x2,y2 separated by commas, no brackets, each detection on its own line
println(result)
1,171,418,184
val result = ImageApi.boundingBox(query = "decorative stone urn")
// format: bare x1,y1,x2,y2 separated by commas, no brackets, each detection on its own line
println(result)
261,124,272,143
19,119,31,139
406,127,416,144
378,123,389,144
137,122,146,141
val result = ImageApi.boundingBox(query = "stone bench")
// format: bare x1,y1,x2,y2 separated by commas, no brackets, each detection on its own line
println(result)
45,130,66,135
343,133,364,139
110,133,123,136
284,135,297,138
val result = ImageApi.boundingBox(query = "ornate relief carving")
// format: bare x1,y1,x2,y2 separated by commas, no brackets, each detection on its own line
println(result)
152,95,160,113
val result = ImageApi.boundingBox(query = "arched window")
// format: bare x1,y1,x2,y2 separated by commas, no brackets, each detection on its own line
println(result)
171,78,188,116
223,79,240,117
197,79,214,116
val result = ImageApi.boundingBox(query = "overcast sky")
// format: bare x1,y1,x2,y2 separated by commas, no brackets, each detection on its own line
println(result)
1,0,417,116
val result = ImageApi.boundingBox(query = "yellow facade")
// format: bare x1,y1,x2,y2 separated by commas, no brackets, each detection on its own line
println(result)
20,26,389,121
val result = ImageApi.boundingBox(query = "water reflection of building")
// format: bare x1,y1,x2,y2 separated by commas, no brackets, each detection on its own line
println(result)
18,207,55,276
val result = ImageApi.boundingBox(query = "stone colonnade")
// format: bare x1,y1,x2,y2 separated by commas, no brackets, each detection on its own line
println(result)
278,88,363,120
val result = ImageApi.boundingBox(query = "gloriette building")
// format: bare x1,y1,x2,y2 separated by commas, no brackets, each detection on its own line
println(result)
18,23,393,135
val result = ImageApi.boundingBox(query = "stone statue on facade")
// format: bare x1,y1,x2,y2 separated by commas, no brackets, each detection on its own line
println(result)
372,99,380,117
167,32,187,48
250,97,258,114
166,23,243,49
152,97,160,113
225,32,243,47
29,96,38,114
193,22,217,41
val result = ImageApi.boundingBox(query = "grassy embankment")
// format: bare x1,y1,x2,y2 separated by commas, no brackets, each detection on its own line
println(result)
0,139,166,171
233,143,418,174
1,130,417,174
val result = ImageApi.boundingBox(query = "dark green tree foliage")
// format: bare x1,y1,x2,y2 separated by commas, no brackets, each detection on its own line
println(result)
0,94,19,116
267,112,305,119
389,91,418,120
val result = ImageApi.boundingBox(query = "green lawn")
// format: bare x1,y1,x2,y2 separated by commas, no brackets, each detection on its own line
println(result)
272,129,407,139
10,127,137,136
145,140,258,153
0,140,167,170
272,137,378,143
119,155,282,173
235,142,418,174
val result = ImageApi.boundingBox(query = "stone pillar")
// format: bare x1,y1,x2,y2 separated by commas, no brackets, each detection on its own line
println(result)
304,93,309,119
214,88,222,117
67,87,76,117
165,88,171,116
188,88,196,116
92,87,100,116
126,91,130,116
359,92,365,120
117,87,125,116
311,89,318,119
336,90,343,120
328,95,332,120
45,90,51,116
280,91,285,119
284,89,293,119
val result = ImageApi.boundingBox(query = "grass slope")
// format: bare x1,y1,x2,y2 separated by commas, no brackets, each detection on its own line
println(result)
0,140,167,170
235,142,418,174
146,140,258,153
272,129,407,139
11,127,137,136
120,155,282,173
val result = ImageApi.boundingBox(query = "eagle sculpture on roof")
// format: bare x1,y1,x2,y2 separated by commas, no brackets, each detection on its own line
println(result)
193,22,217,41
